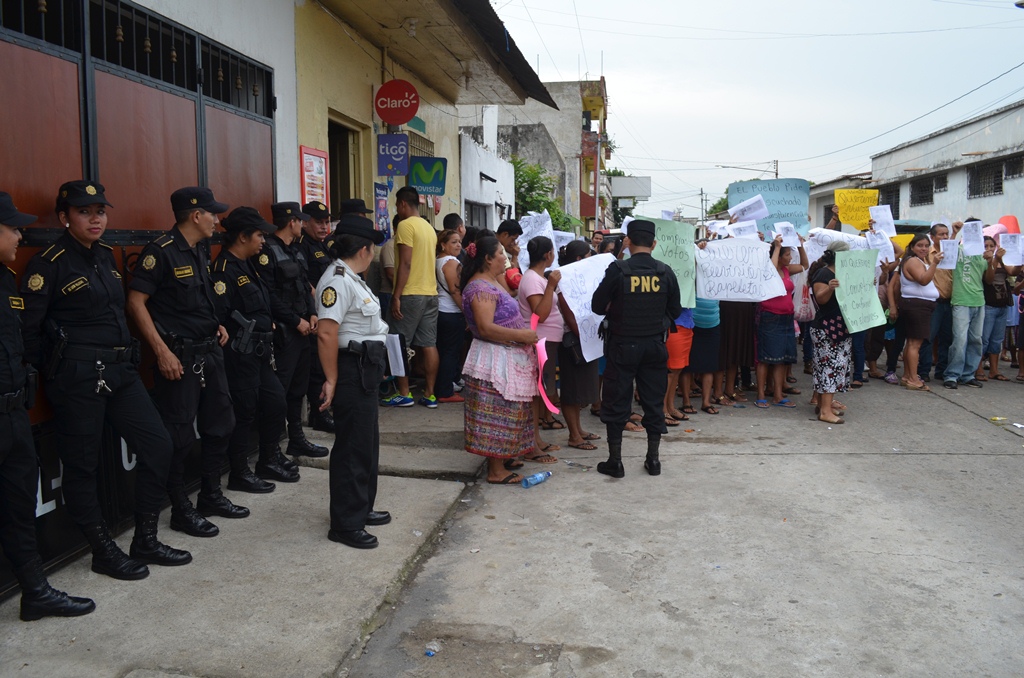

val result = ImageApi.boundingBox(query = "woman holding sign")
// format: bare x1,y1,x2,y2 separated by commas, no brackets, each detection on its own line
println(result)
977,236,1016,382
894,234,942,392
809,241,853,424
755,235,808,408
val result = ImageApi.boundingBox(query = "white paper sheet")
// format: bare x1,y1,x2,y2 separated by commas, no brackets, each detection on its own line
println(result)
938,239,959,270
727,220,760,240
961,221,984,257
1000,233,1023,267
727,194,770,222
868,205,897,238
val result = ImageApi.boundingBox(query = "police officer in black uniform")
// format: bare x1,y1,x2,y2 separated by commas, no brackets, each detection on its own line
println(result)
256,202,328,460
591,220,682,478
295,200,335,434
211,206,294,491
21,181,190,581
128,187,247,539
0,192,95,620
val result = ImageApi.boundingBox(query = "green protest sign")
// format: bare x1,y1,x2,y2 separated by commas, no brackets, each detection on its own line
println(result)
834,249,885,334
649,217,696,308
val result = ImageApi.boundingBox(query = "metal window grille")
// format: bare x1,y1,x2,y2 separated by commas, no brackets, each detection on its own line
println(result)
200,40,273,118
823,204,835,226
909,178,934,207
968,161,1003,198
1004,154,1024,180
878,184,900,220
933,174,948,192
0,0,83,51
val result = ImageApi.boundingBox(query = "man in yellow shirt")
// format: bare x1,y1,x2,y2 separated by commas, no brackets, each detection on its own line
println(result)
384,186,440,408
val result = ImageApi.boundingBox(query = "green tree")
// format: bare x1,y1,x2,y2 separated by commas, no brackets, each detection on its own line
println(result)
709,193,729,215
511,156,572,231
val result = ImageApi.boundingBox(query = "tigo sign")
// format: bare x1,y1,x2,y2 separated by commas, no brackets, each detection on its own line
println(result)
408,156,447,196
377,134,409,176
375,79,420,126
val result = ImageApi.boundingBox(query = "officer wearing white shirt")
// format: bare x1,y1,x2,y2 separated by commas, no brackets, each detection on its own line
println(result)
315,214,391,549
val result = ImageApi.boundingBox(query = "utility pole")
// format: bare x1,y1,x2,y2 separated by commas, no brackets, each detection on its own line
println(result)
594,136,602,232
700,188,705,224
774,160,779,178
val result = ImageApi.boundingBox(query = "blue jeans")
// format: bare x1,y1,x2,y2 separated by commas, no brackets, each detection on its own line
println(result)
930,299,953,378
944,305,985,383
981,305,1009,356
435,311,465,398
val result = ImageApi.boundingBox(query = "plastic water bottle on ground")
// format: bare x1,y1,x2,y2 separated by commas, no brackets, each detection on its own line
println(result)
424,640,441,656
521,471,552,488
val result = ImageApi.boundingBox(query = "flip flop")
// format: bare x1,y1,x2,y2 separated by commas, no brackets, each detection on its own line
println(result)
754,399,770,409
665,415,681,427
525,452,559,463
536,442,560,453
681,406,698,415
539,419,566,430
1016,376,1024,383
818,416,845,425
503,458,524,470
668,410,689,421
773,399,797,408
624,421,644,432
903,382,931,392
581,432,602,441
850,381,863,388
992,374,1011,381
974,375,989,382
782,386,801,395
701,405,719,415
567,441,598,450
487,473,522,485
786,376,798,384
727,392,748,403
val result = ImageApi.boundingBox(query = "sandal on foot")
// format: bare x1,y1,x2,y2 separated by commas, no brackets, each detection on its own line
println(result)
665,415,681,427
536,442,560,453
681,405,698,415
727,392,749,403
818,416,844,425
782,386,802,395
581,432,602,441
539,418,566,430
503,458,524,470
701,405,719,415
624,421,645,432
992,374,1010,381
589,407,601,416
567,441,598,450
773,399,797,408
754,399,770,409
668,409,689,421
786,376,798,384
525,452,559,463
488,473,523,485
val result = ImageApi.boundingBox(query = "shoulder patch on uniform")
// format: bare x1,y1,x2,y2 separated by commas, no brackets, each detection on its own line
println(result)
314,250,325,258
9,296,24,310
141,254,157,271
334,266,346,276
27,273,45,292
61,277,89,295
258,253,269,266
44,248,65,263
111,269,122,279
173,265,194,279
214,280,227,295
237,275,251,287
321,287,337,308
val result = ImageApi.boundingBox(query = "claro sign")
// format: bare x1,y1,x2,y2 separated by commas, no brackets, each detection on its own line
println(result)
374,79,420,126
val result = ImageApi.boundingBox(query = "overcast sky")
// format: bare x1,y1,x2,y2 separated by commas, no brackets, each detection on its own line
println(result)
493,0,1024,219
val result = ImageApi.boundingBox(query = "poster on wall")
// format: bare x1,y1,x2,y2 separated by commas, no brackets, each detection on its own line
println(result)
377,133,409,176
300,145,329,208
374,183,391,240
408,156,448,195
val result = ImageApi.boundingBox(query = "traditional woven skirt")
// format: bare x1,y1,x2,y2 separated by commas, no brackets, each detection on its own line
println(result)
464,377,535,459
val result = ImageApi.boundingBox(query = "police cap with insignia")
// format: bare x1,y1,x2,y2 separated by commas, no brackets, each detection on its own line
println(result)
222,206,276,235
338,198,373,215
302,201,331,219
170,186,229,214
625,220,656,238
271,201,310,222
0,192,38,228
55,180,113,211
334,213,385,245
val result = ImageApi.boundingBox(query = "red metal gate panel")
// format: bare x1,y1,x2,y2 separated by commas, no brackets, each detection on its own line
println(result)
205,105,274,216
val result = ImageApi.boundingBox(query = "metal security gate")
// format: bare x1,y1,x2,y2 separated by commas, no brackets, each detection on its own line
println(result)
0,0,276,598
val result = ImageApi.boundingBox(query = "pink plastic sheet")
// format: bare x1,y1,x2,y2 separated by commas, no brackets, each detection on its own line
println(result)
532,314,560,414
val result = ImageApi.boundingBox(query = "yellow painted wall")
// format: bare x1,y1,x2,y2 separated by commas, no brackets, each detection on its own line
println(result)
294,1,461,217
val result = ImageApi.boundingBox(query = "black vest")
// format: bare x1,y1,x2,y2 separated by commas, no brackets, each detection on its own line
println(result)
608,255,672,337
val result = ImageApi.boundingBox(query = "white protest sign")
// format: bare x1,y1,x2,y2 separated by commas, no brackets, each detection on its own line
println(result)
775,222,800,248
705,220,729,236
1000,233,1023,267
727,194,770,222
557,253,615,362
727,220,760,240
961,221,984,257
550,230,576,269
694,239,786,302
516,211,555,272
866,230,896,267
868,205,897,238
938,239,959,269
804,228,870,265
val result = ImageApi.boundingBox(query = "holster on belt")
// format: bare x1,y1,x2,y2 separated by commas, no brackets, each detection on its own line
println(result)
43,321,68,380
348,340,386,394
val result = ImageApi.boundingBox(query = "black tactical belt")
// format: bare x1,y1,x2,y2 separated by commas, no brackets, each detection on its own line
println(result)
63,345,134,363
0,389,25,413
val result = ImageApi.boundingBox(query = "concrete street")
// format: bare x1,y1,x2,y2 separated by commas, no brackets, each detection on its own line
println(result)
2,372,1024,677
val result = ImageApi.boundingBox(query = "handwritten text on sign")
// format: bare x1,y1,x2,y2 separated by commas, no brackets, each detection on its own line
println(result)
834,249,886,333
728,179,811,235
694,239,786,302
557,253,615,362
650,217,696,308
834,189,879,231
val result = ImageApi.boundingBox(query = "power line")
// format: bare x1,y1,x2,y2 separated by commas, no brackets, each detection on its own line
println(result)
570,0,589,76
518,0,562,80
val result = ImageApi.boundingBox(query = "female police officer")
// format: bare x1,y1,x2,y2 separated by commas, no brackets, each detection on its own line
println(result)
211,207,296,493
315,213,391,549
19,181,190,580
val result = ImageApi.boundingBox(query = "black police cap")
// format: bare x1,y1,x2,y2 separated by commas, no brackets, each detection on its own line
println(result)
338,198,373,215
170,187,229,215
271,202,310,222
334,213,385,245
302,201,331,219
0,192,38,228
56,180,113,209
222,206,275,235
626,220,656,237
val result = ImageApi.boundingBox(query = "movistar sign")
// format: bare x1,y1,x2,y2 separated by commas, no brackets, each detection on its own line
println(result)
408,156,447,196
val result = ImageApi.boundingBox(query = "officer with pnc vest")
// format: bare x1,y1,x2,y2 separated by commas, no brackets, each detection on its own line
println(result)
128,187,247,538
591,219,682,478
256,201,328,461
296,200,336,434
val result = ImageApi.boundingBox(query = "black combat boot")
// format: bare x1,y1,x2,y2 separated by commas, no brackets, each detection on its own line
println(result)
597,440,625,478
285,423,329,458
256,445,300,483
272,445,299,472
644,435,661,476
309,404,335,434
227,448,276,493
14,556,96,621
197,473,250,519
129,513,192,566
82,522,149,580
168,488,219,537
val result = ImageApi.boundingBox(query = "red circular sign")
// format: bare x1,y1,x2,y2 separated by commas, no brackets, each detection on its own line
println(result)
375,79,420,126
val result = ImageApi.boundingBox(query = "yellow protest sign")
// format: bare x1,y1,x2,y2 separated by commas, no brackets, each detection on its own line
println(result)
891,233,914,250
835,189,879,231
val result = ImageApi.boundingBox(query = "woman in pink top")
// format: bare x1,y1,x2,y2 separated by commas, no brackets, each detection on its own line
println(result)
755,235,808,408
519,236,564,460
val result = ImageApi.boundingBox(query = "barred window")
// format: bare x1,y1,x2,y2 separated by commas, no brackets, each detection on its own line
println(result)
878,184,900,220
910,178,933,207
0,0,83,51
1005,154,1024,180
933,174,947,192
968,161,1003,198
